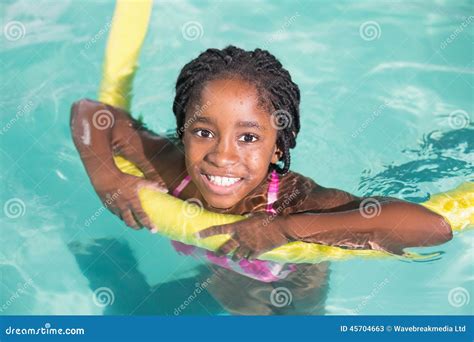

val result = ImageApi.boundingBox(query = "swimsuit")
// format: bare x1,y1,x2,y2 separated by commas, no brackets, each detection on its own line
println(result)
170,170,297,282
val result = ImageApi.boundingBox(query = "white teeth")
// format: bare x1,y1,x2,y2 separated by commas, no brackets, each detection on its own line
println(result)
207,174,241,187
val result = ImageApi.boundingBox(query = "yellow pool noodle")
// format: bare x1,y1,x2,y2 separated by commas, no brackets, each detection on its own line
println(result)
114,155,473,263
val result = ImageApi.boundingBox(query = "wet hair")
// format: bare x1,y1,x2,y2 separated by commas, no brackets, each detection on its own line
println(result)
173,45,300,175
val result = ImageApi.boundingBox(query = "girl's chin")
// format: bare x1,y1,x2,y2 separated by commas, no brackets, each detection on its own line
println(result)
203,196,238,211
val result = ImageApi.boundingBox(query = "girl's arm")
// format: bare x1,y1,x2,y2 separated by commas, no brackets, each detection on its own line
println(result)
70,98,171,229
280,199,453,254
198,190,453,259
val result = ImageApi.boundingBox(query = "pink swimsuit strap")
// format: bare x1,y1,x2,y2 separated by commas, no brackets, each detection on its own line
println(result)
171,170,279,213
172,175,192,197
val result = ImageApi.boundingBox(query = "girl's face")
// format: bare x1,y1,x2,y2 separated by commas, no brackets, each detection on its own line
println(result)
183,78,281,209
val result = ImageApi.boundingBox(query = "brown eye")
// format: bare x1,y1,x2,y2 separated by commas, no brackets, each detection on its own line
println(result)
239,133,258,143
194,129,214,138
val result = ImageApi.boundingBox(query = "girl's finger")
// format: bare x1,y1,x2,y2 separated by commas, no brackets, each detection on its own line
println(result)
121,209,142,230
232,247,251,261
131,205,157,232
216,239,239,256
247,251,261,261
197,224,234,238
139,181,168,193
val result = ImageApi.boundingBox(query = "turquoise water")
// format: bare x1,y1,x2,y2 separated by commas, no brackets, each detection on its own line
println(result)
1,0,472,315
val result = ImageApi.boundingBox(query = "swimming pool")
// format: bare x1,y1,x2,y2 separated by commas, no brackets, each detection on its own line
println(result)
1,0,472,315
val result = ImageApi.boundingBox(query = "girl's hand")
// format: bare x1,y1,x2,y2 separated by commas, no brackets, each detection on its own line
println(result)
196,212,292,260
91,171,168,231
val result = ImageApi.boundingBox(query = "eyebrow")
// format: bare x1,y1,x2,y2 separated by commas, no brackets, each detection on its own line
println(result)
236,120,266,131
193,116,266,131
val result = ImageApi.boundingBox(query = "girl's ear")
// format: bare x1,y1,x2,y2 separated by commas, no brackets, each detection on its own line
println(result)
271,145,283,164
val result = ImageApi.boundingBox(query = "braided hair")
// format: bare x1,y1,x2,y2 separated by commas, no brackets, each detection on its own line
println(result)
173,45,300,175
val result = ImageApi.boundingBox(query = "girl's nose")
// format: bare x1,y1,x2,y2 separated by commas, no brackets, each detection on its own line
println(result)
204,139,239,168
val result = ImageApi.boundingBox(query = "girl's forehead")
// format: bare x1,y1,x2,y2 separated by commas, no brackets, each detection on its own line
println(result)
197,78,271,121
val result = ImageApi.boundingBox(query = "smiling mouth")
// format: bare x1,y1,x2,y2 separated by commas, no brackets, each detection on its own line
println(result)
200,173,244,195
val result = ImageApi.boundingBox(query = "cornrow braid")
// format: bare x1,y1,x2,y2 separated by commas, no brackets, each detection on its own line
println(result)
173,45,300,175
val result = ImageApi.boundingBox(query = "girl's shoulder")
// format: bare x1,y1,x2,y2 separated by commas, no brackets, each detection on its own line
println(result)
275,170,359,215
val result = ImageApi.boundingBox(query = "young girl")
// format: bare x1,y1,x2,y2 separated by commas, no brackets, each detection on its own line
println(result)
70,46,452,312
